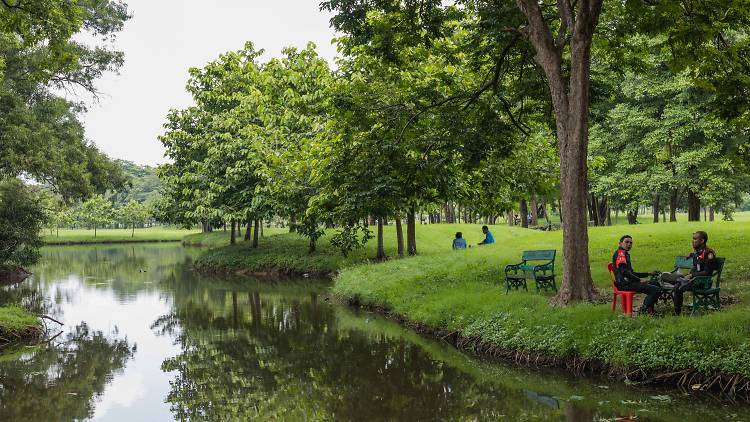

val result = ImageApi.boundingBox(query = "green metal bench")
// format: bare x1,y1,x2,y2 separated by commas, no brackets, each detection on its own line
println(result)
504,250,556,293
688,257,725,315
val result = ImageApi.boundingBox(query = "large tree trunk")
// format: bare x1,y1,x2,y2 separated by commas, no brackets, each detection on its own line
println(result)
590,193,600,226
395,217,404,258
670,189,679,222
520,199,529,228
517,0,602,304
652,194,660,223
687,189,701,221
289,214,297,232
605,204,611,226
245,221,252,240
230,219,236,244
627,209,638,225
376,217,386,261
598,196,608,226
252,219,260,248
709,206,714,222
530,195,539,226
407,206,417,256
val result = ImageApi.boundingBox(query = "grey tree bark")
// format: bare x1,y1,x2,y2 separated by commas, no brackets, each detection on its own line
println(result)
516,0,602,303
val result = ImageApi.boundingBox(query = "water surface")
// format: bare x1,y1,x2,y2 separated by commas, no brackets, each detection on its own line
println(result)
0,244,748,421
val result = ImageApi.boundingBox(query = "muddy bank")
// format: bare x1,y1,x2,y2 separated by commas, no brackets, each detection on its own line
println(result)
0,324,43,350
0,267,31,285
346,298,750,399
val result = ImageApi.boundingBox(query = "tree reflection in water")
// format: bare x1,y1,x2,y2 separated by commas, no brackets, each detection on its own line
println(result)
0,323,135,421
155,283,571,421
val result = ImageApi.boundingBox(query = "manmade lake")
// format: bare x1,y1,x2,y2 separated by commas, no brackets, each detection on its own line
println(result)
0,244,748,421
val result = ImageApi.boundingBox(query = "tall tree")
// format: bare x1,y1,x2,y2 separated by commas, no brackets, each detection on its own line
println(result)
321,0,750,303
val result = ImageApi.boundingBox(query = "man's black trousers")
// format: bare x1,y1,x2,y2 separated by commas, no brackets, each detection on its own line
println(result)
618,282,661,309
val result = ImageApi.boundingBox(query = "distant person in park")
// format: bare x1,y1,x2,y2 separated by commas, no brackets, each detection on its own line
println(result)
478,226,495,245
613,235,660,315
661,231,717,315
452,232,467,250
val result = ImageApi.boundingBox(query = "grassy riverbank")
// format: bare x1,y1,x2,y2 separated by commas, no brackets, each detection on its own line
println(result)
0,306,41,349
190,213,750,391
189,224,472,275
42,227,199,245
333,213,750,391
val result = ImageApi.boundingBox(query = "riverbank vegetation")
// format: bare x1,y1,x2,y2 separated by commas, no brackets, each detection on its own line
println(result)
0,0,134,345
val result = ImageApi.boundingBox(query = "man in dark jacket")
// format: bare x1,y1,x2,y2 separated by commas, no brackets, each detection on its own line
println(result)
661,231,717,315
613,235,661,315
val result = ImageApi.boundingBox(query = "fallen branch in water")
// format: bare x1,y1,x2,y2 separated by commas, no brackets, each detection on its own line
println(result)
40,315,63,325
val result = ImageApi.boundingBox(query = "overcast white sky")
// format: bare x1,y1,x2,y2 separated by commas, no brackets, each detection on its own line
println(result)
79,1,338,166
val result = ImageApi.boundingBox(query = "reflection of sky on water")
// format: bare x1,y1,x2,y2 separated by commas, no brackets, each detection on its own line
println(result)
35,273,179,421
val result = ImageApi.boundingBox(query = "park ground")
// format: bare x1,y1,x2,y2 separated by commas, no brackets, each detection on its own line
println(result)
188,212,750,393
41,227,200,245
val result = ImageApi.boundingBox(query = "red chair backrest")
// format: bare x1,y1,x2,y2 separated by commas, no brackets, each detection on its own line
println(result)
607,262,618,291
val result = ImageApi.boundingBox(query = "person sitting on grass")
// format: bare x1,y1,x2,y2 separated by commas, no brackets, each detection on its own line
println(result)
613,235,660,315
452,232,467,250
660,230,717,316
477,225,495,245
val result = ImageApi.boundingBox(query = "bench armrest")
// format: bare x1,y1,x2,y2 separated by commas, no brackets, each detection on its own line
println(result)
504,262,524,275
533,262,554,274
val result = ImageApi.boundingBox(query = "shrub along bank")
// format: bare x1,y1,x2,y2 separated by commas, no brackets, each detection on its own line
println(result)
192,214,750,393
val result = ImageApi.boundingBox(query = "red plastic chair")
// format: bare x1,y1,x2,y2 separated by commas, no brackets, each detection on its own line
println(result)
608,262,639,317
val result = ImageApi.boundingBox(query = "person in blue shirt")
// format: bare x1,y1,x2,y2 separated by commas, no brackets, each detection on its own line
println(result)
452,232,467,250
478,225,495,245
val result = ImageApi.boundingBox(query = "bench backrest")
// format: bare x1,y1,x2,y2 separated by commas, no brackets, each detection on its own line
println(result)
673,256,693,272
713,257,726,288
522,250,556,262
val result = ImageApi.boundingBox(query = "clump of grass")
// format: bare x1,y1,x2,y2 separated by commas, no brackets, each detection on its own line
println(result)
0,305,42,348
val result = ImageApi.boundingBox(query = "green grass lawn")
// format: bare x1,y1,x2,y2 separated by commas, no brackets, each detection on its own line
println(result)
42,227,200,244
331,211,750,382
